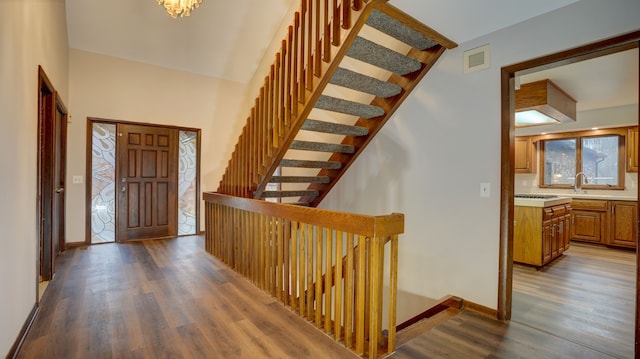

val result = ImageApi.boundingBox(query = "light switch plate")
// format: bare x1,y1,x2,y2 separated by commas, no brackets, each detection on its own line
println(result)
480,183,490,198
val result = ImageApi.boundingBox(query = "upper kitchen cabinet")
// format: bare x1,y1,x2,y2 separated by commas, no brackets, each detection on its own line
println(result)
627,127,638,172
515,136,536,174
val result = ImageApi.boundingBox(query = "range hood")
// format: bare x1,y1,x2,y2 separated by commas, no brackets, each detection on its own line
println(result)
515,79,577,127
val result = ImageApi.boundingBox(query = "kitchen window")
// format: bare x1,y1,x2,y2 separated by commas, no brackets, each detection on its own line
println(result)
540,133,624,190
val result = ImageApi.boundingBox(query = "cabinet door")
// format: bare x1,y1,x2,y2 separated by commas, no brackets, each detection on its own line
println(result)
627,127,638,172
570,210,602,243
542,220,553,264
562,214,571,251
610,201,637,248
515,137,535,173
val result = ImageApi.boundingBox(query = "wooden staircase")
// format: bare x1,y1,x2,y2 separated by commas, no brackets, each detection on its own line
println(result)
217,0,456,206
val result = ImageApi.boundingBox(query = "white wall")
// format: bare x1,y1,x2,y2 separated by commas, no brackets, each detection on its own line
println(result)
320,0,640,311
66,49,248,243
0,0,69,355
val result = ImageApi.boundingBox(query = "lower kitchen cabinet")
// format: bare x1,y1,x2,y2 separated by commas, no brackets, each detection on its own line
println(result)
610,201,638,248
570,199,637,249
515,203,571,267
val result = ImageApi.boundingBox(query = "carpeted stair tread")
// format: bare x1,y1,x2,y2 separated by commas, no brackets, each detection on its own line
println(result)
330,67,402,98
347,36,421,75
270,176,330,183
261,190,319,198
301,119,369,137
280,159,342,169
290,140,355,154
316,95,384,119
366,9,438,50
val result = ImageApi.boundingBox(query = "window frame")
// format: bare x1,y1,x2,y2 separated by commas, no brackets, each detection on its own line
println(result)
534,127,628,190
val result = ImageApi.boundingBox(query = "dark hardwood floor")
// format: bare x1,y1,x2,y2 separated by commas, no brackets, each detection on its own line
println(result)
19,237,635,359
18,235,358,359
392,243,635,359
512,243,635,359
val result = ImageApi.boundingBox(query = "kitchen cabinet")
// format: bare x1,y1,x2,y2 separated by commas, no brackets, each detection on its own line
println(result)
627,127,638,172
570,198,637,249
514,203,571,267
570,199,608,244
515,136,536,174
609,201,637,248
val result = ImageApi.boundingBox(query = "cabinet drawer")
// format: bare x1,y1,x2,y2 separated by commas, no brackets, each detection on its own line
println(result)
571,199,608,211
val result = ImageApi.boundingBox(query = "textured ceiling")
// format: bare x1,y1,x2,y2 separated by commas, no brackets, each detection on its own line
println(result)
66,0,580,83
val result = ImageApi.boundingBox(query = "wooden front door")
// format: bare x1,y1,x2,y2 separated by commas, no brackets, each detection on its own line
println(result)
116,124,178,241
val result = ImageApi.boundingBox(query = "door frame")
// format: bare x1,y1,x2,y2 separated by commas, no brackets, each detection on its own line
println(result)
498,31,640,353
85,118,201,244
37,66,68,288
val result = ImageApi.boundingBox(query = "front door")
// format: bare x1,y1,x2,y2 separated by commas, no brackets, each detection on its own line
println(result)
116,124,178,241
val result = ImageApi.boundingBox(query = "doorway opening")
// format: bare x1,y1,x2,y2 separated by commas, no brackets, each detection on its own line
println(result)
86,118,201,244
499,32,640,357
37,66,68,299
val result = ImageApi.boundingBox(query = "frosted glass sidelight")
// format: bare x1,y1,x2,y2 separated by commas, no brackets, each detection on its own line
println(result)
91,123,116,243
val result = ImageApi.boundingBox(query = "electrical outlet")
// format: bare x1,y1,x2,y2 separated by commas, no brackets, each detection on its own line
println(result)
73,175,83,184
480,183,490,198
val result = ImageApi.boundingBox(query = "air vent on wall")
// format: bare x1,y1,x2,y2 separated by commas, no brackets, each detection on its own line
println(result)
464,44,490,73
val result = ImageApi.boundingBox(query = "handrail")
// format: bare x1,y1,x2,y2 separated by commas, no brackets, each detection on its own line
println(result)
217,0,372,198
204,192,403,357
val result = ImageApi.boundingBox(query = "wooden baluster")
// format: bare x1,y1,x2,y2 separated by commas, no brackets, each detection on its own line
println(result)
273,54,281,148
368,236,383,358
354,236,366,355
332,0,340,46
314,0,322,76
323,0,331,62
344,232,354,348
315,225,323,327
298,3,307,102
353,0,362,11
285,26,293,130
334,230,343,341
267,215,275,295
279,41,286,139
387,234,399,353
299,222,306,317
306,0,314,90
277,216,284,301
265,75,273,159
306,223,314,321
292,13,299,116
283,218,290,305
342,0,350,29
291,221,299,311
268,67,274,154
324,228,333,333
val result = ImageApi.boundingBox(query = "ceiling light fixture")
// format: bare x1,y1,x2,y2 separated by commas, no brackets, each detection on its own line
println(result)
515,79,576,127
157,0,202,18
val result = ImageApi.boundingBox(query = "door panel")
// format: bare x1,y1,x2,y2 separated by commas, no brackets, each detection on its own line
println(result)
117,124,178,241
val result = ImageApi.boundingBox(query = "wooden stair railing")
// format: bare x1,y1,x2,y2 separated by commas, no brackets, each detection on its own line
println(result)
217,0,457,206
204,192,404,358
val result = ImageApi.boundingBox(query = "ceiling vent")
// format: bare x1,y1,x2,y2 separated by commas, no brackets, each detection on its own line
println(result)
515,79,577,127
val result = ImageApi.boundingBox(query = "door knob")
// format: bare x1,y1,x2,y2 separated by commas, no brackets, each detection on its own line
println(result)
121,186,126,192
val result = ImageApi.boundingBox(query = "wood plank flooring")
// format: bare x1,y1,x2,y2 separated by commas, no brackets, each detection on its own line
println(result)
392,243,635,359
18,235,358,359
512,243,635,359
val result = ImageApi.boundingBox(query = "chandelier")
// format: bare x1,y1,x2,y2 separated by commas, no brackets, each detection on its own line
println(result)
157,0,203,18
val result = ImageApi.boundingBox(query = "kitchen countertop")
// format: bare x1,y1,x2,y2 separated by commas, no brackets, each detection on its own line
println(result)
515,193,637,207
514,196,571,207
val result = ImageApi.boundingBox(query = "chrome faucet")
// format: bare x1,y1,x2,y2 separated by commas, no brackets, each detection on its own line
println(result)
574,172,588,193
